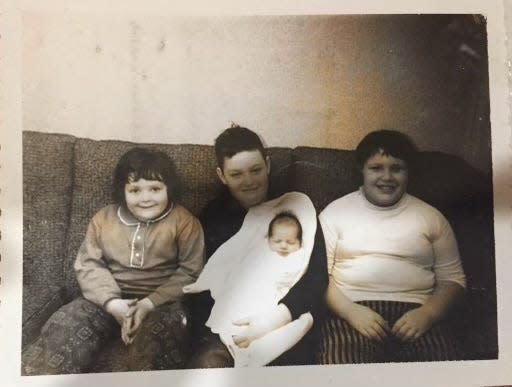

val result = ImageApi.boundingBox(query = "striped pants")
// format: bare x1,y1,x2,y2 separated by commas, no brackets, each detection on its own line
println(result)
319,300,460,364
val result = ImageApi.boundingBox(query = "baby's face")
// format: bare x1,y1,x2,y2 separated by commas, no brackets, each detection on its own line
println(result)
268,223,301,257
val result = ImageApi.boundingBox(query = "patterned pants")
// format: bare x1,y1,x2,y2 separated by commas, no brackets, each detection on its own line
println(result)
22,297,190,375
319,300,460,364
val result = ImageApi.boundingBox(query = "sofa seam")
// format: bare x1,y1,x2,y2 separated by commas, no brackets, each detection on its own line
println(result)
22,289,66,348
62,136,78,297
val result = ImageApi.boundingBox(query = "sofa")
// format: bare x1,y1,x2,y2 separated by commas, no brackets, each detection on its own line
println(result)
22,130,497,373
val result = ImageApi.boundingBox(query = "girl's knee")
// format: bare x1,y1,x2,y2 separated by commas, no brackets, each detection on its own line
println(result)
149,303,190,336
53,298,103,319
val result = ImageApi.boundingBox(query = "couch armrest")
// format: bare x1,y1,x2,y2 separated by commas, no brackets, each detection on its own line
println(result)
23,131,77,347
22,284,68,348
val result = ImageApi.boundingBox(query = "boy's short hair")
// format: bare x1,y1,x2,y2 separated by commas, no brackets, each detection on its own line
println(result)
355,129,417,169
268,211,303,244
214,125,267,169
112,147,181,207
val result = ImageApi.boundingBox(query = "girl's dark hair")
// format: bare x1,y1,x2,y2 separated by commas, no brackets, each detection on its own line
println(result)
112,147,180,207
355,129,418,168
214,125,267,169
268,211,303,244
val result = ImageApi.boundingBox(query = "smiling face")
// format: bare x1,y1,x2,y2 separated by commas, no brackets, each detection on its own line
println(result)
216,149,270,209
124,177,169,221
268,222,301,257
362,151,408,207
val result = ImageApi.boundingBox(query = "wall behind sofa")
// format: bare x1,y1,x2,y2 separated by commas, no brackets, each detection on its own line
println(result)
23,13,491,174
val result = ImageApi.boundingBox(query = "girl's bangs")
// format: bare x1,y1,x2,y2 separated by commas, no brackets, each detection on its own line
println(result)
127,170,164,183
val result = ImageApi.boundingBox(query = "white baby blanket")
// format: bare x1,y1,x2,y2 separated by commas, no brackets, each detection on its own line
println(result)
187,191,317,335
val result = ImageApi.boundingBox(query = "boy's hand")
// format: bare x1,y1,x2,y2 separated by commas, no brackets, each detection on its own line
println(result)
121,298,155,345
232,304,292,348
232,314,274,348
391,307,434,341
345,303,389,341
105,298,137,325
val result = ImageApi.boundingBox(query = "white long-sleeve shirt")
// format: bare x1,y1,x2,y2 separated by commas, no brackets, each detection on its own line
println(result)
319,189,466,304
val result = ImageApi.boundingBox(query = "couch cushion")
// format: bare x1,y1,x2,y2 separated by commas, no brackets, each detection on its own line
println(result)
292,147,359,212
22,131,76,345
267,147,294,197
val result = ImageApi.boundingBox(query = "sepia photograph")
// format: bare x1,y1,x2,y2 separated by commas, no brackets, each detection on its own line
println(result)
1,1,511,386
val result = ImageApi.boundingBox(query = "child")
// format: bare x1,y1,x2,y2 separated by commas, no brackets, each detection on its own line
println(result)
184,210,313,367
22,148,204,374
319,130,466,363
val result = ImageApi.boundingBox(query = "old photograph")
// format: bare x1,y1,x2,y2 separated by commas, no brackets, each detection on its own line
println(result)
1,1,511,386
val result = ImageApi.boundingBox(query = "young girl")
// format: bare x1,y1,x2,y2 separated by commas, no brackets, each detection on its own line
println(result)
22,148,204,374
185,195,315,367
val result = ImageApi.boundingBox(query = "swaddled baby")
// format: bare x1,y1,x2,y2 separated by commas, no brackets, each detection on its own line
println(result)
206,211,305,331
184,211,313,367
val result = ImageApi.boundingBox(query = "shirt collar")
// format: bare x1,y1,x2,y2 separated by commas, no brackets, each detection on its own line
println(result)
358,186,409,211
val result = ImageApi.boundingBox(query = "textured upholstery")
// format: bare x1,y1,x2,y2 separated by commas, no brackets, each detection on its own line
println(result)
292,146,359,212
22,131,76,346
22,130,497,370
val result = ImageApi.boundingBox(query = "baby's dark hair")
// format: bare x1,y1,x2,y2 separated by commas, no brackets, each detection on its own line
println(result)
355,129,417,169
112,147,180,207
268,211,303,244
214,125,267,169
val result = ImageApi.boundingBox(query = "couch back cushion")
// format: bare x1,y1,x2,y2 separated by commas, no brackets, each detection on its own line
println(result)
23,131,76,323
292,146,359,212
408,151,495,293
64,138,292,297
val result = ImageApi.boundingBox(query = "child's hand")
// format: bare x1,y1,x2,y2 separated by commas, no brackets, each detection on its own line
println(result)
345,303,389,341
232,313,273,348
182,281,207,294
105,298,137,325
231,304,292,348
121,298,155,345
391,307,434,341
182,282,200,294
